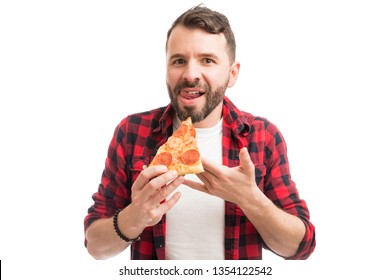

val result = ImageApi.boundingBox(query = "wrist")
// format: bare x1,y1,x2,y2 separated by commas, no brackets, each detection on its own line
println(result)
113,208,143,243
238,187,273,214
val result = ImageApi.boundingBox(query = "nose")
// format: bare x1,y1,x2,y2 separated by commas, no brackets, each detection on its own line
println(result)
182,60,201,83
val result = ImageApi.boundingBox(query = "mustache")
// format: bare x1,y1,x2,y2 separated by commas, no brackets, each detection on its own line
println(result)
173,81,208,93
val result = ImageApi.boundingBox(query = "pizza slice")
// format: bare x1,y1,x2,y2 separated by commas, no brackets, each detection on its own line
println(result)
149,117,204,176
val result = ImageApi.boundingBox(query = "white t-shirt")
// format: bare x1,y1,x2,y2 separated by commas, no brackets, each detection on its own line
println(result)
165,116,225,260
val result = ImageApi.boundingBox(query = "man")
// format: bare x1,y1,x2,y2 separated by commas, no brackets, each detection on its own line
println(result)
84,5,316,260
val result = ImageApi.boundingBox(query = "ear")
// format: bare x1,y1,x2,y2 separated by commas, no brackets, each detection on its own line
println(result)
228,62,240,87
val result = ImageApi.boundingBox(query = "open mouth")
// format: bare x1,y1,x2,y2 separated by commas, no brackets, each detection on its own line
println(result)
180,89,205,100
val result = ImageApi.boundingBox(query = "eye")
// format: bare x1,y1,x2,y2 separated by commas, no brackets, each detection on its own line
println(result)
203,58,214,64
173,58,185,65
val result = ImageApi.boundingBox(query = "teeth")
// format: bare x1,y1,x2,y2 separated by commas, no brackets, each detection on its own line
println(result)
187,91,199,94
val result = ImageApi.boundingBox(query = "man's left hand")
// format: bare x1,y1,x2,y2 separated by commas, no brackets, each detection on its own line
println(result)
183,147,261,205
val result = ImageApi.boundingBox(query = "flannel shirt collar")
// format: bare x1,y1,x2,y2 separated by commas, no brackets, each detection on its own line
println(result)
152,104,175,136
222,96,251,137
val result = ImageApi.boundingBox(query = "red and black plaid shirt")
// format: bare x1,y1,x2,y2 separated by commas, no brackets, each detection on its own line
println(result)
84,96,316,260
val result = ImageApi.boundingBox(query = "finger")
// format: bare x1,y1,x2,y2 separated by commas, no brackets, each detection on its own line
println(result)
201,157,221,177
195,172,214,189
142,170,179,200
151,175,184,205
238,147,254,172
182,178,210,194
158,191,181,214
133,165,168,191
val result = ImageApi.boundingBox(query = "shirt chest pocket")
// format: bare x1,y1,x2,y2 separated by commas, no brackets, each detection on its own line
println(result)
127,156,151,186
254,163,267,192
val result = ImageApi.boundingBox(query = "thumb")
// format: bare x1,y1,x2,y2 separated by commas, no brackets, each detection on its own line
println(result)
239,147,254,171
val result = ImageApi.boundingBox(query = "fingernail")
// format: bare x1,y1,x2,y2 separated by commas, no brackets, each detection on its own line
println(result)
160,165,168,172
177,176,185,183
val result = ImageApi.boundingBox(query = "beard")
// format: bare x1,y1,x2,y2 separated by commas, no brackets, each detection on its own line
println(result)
167,78,229,123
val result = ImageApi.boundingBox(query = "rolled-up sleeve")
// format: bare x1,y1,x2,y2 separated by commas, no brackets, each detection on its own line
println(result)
84,118,131,234
263,121,316,259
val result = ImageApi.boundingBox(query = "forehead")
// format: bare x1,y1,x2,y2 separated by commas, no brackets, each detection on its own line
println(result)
166,25,228,58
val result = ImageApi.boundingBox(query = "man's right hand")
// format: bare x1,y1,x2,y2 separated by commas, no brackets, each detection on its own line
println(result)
85,165,183,259
123,165,183,231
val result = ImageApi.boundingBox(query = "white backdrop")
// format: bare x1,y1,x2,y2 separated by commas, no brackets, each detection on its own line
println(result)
1,0,389,279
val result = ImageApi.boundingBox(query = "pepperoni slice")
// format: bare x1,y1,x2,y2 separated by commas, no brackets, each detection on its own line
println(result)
173,124,187,137
180,149,200,165
152,152,173,167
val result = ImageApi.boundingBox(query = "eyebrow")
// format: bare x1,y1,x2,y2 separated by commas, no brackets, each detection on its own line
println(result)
200,53,220,61
168,53,184,62
168,52,220,62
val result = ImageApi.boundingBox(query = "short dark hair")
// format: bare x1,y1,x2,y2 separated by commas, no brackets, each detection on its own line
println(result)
166,5,236,63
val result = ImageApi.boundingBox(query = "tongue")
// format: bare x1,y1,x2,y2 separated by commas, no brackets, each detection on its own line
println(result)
181,91,202,100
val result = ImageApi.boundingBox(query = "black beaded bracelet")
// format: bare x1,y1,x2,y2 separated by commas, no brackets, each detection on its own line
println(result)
113,209,141,243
